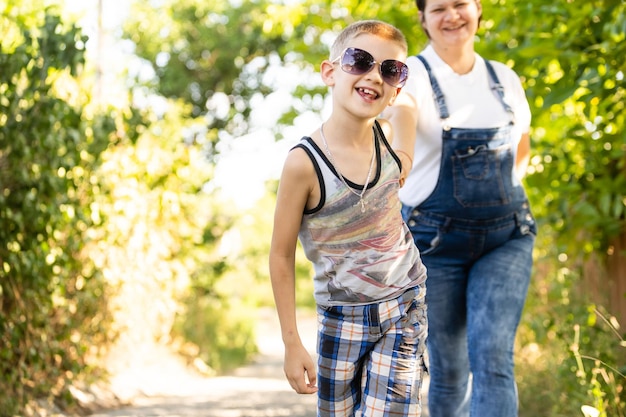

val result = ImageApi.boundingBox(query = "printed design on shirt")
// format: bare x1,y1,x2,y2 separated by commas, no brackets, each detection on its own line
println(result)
309,163,413,303
298,128,426,305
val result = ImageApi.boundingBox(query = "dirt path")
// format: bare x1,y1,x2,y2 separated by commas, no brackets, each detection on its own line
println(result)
88,308,316,417
88,308,429,417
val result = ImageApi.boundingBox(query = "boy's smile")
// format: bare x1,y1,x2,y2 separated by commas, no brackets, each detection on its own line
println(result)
356,87,381,102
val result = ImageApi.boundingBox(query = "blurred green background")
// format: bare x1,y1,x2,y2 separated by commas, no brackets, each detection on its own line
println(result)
0,0,624,416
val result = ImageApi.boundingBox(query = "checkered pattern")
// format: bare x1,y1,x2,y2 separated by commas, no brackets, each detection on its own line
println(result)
316,285,428,416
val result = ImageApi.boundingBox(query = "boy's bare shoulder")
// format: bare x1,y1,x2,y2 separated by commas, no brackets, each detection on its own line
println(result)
282,143,316,180
377,119,392,140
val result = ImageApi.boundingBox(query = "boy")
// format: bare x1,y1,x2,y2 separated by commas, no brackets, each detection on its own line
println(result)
269,20,428,416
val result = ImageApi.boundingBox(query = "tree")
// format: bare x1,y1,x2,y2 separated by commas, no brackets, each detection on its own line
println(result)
0,3,116,413
481,0,625,258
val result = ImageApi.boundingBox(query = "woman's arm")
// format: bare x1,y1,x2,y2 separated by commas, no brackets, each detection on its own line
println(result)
515,132,531,180
382,90,419,187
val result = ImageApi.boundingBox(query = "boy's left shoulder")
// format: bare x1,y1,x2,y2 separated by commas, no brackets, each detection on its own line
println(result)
373,119,394,145
376,119,392,140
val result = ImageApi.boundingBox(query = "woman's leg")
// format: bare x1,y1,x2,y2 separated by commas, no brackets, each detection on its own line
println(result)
424,258,472,417
466,232,535,417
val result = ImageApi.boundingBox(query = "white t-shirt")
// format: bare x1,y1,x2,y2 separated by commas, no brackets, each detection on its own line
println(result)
398,44,532,207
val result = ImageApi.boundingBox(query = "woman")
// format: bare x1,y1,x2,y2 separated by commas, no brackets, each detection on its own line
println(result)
384,0,536,416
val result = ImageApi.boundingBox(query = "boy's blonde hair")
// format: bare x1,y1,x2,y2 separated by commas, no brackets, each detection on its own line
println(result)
330,20,408,60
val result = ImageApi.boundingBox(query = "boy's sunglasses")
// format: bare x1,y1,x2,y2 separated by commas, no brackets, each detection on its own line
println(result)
331,47,409,88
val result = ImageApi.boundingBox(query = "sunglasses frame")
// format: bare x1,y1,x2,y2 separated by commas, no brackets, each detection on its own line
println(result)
331,47,409,88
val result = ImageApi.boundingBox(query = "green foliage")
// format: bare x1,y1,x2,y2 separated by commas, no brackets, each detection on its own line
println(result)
86,96,257,380
516,255,626,416
172,184,315,373
569,308,626,417
478,0,626,257
167,186,259,374
173,293,258,374
123,0,293,139
0,3,116,414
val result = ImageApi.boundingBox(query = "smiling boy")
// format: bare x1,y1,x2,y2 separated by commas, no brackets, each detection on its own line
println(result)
269,20,428,417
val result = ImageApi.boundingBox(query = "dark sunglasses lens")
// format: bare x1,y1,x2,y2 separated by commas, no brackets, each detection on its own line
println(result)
381,60,409,87
342,48,375,75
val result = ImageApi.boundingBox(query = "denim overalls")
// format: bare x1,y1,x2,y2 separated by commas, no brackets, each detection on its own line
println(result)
401,56,537,417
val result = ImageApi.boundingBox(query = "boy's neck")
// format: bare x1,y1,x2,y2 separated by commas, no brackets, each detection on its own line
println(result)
322,117,375,146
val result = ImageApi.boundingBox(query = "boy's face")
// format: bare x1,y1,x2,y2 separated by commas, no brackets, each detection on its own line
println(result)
322,33,408,118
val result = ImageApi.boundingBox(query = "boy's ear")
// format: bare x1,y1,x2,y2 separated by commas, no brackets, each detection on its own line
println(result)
320,60,335,86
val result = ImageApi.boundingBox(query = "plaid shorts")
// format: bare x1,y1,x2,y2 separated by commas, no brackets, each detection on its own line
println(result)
316,284,428,417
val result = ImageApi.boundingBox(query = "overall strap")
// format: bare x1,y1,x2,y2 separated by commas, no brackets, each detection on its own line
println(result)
418,55,515,123
416,55,450,120
484,59,515,117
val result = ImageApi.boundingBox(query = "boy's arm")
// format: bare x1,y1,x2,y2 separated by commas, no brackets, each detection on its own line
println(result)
382,90,418,187
269,147,318,395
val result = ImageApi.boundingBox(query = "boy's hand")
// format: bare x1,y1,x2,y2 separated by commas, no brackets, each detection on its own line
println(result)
397,151,412,188
284,343,318,394
399,167,408,188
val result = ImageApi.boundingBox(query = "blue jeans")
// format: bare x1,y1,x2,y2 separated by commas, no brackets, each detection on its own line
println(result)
402,206,536,417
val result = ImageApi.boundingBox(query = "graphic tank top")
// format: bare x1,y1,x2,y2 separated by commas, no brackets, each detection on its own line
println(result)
294,121,427,307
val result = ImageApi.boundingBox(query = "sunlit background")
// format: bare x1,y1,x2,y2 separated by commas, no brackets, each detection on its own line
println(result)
2,1,625,416
65,0,328,210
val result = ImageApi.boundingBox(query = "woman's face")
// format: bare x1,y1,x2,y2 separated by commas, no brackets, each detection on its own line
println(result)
420,0,482,48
